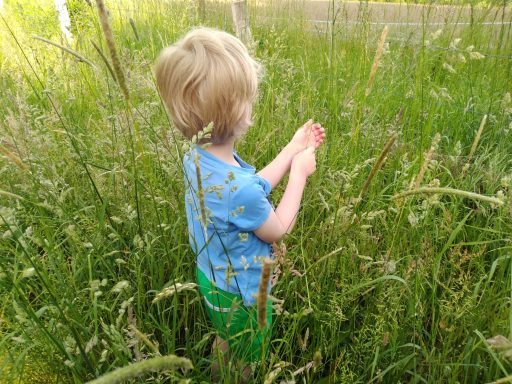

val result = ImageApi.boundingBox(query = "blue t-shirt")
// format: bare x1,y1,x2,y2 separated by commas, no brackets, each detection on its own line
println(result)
183,145,273,306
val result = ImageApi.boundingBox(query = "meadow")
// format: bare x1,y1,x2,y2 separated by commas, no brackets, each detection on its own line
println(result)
1,0,512,382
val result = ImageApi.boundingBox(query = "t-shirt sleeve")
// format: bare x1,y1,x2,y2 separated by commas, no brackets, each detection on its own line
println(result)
229,177,272,232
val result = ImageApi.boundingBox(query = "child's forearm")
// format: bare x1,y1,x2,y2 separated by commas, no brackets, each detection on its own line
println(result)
254,147,315,244
253,171,307,244
257,142,300,189
274,172,307,234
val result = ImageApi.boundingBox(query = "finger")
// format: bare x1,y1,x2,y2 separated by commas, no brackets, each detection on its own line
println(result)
313,126,325,135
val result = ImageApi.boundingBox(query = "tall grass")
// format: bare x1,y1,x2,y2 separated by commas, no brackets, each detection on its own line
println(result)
0,0,511,382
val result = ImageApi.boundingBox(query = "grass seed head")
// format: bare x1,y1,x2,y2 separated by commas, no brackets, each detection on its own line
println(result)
95,0,130,101
365,25,389,97
258,258,274,330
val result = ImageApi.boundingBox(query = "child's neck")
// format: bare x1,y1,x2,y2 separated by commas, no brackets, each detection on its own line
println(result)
203,137,240,167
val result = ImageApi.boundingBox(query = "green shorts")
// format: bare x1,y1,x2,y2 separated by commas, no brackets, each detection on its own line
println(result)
196,268,272,363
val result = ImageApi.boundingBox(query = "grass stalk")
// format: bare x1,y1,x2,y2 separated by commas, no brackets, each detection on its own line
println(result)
410,133,441,189
194,151,208,241
85,355,193,384
365,25,389,97
33,35,96,67
258,258,273,330
393,187,505,206
95,0,130,102
358,132,397,201
0,143,27,170
463,114,488,174
90,39,116,82
129,325,161,356
0,189,25,201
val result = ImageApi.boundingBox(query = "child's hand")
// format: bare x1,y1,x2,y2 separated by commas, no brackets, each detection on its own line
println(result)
291,146,317,180
290,119,326,151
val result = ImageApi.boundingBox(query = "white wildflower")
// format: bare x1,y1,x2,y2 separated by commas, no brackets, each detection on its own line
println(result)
466,45,475,52
458,53,466,63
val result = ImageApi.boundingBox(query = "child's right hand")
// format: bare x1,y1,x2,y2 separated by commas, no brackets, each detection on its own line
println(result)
291,146,316,180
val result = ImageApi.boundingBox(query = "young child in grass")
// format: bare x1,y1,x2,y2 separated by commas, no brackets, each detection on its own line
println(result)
154,27,325,378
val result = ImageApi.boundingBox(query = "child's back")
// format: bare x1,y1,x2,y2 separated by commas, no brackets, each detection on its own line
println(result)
155,26,325,379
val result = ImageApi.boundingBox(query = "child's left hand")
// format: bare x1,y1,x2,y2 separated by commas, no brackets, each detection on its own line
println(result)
290,119,326,151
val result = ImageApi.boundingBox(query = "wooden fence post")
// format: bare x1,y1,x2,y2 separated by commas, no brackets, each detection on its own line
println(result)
231,0,254,48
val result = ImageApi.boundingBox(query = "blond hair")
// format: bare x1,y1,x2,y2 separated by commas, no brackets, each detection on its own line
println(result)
154,27,261,144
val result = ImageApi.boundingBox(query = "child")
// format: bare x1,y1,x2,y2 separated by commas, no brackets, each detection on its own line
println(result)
154,27,325,378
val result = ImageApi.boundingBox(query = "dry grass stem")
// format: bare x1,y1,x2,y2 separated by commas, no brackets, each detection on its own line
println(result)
463,114,488,173
358,132,397,201
33,35,96,67
365,25,389,97
95,0,130,101
393,187,504,206
258,258,274,330
411,133,441,189
0,143,27,170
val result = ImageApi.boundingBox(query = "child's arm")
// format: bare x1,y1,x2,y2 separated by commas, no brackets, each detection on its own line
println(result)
257,120,325,189
254,146,317,243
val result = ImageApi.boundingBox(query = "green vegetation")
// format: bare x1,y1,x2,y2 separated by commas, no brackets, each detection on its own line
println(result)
1,0,511,382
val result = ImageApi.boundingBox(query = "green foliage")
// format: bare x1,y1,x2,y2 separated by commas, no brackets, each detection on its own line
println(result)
0,0,512,382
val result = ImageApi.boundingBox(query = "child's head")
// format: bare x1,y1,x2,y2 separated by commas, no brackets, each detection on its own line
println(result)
155,27,261,144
